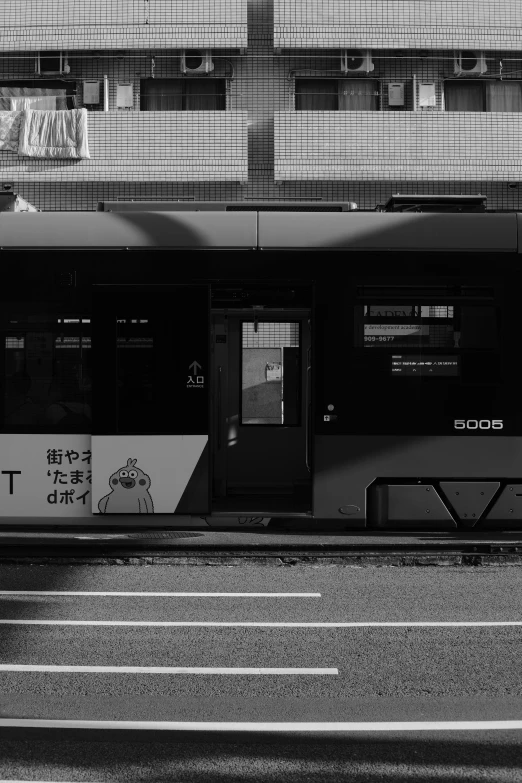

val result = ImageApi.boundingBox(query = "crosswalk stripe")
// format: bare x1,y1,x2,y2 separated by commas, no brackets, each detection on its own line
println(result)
0,665,337,674
0,591,321,597
0,620,520,627
0,719,520,731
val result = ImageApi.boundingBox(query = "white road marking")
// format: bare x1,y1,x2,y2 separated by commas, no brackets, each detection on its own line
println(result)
0,665,337,674
0,719,520,731
0,620,521,627
0,591,321,597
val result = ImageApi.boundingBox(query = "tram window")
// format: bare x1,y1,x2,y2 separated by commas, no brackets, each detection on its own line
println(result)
2,314,92,434
240,322,301,426
356,304,457,349
115,319,155,433
355,304,499,352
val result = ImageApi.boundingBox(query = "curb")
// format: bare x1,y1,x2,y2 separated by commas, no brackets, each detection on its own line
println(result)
2,554,522,566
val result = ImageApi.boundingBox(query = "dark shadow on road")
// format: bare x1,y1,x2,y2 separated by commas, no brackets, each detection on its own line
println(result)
0,733,521,781
0,567,89,665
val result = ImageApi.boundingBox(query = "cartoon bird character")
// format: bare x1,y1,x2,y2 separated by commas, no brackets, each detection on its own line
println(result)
98,458,155,514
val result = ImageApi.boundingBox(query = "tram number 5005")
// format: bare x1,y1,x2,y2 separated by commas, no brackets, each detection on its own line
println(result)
454,420,503,430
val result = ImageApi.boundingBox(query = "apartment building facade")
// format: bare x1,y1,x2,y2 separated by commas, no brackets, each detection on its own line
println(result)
0,0,521,211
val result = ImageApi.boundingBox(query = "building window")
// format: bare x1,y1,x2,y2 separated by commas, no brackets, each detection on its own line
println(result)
0,81,76,111
295,79,380,111
444,80,522,112
140,79,226,111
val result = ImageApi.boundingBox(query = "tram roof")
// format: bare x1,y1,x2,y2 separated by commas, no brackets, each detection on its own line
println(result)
0,210,519,251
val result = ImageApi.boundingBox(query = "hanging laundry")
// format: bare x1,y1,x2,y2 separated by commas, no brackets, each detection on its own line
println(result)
0,110,23,152
10,96,58,111
18,108,90,159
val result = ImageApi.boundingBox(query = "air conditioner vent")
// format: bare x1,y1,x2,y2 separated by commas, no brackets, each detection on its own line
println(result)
181,50,214,75
454,50,487,75
341,49,374,74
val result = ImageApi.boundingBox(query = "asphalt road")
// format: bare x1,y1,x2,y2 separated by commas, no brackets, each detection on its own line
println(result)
0,564,522,781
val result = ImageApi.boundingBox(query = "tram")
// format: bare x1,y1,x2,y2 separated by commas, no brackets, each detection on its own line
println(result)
1,199,521,530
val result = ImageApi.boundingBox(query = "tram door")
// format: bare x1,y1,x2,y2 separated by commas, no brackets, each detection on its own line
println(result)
211,309,312,515
91,285,211,516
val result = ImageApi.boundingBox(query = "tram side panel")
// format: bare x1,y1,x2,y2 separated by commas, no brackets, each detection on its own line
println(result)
312,254,522,529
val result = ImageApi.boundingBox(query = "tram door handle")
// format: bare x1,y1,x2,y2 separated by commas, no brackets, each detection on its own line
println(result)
305,346,311,473
217,365,222,450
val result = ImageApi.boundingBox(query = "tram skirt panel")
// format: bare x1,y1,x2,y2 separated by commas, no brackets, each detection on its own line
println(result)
313,435,522,529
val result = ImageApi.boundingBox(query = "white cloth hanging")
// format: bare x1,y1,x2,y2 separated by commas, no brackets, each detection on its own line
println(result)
10,96,58,111
18,108,90,158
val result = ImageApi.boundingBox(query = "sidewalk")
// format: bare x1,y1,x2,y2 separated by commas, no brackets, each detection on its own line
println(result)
1,523,522,566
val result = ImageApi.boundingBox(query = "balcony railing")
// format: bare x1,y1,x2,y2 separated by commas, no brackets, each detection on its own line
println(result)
0,111,249,183
274,111,522,182
0,0,247,50
274,0,522,50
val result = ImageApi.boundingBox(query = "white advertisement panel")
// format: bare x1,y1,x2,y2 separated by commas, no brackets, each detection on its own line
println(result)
0,434,92,516
91,435,208,515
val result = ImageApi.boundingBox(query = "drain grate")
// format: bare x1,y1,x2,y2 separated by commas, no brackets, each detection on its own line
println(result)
125,531,205,540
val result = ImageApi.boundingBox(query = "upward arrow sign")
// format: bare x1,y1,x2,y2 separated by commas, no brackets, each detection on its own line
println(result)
189,361,202,374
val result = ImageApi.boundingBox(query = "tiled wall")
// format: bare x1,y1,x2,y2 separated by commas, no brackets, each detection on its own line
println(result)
274,111,522,181
0,112,248,182
1,0,522,210
0,0,248,50
274,1,522,50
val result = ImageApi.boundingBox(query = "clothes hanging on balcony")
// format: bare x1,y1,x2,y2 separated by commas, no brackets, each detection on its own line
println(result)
0,87,68,111
10,96,59,111
18,108,90,159
0,110,23,151
0,107,90,158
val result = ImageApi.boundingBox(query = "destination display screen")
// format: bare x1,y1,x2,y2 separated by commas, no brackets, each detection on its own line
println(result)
391,355,460,376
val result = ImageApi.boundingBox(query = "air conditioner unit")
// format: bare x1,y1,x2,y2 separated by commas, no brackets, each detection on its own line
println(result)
35,51,70,75
454,50,487,76
341,49,374,74
180,49,214,75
